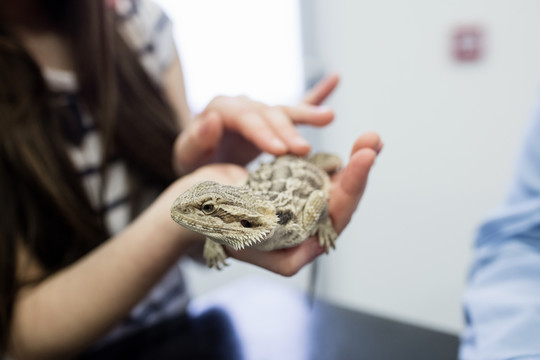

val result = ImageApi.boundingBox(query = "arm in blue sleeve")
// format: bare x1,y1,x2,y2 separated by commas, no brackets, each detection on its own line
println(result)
460,98,540,360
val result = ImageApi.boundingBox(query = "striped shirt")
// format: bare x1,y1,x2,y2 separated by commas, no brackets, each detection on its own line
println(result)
43,0,189,349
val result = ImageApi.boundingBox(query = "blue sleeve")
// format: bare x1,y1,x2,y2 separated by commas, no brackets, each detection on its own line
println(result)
460,99,540,359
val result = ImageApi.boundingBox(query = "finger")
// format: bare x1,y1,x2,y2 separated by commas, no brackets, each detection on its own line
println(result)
280,103,334,127
330,148,377,233
303,73,340,105
263,107,311,155
350,131,383,156
174,111,223,173
229,238,324,276
190,163,249,187
236,112,288,155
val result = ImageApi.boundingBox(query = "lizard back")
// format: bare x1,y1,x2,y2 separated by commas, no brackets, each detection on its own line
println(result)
245,154,339,250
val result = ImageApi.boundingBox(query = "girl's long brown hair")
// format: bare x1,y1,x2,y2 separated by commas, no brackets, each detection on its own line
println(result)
0,0,180,351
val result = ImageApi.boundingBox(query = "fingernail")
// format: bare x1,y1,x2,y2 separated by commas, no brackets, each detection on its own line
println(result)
294,136,310,148
316,106,331,113
270,138,287,152
375,141,384,154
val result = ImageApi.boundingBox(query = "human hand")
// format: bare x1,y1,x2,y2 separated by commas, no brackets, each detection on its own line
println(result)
172,74,340,175
226,132,383,276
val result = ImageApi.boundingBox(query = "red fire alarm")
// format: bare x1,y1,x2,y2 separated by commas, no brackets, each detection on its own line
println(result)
452,25,484,62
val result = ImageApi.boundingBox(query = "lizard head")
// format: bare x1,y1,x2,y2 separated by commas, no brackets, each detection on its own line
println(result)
170,181,279,250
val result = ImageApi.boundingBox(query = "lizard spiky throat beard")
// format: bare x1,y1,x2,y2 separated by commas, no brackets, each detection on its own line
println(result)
170,181,279,250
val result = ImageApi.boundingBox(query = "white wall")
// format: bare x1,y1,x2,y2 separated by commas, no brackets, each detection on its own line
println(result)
309,0,540,333
154,0,305,111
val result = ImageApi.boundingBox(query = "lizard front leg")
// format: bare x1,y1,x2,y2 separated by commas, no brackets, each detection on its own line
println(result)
316,214,338,253
203,238,228,270
303,190,338,253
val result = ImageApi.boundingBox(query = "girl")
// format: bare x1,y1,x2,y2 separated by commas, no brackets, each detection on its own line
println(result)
0,0,381,358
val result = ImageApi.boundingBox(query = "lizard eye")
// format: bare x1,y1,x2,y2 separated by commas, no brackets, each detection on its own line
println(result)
201,203,216,214
240,220,252,228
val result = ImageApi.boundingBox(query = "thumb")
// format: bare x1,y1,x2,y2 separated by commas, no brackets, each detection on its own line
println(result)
173,111,224,174
329,148,377,233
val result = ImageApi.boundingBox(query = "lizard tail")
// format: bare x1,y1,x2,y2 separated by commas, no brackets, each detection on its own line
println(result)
307,258,319,307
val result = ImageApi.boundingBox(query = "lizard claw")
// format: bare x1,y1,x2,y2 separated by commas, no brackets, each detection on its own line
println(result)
203,239,229,270
318,222,338,253
209,257,229,270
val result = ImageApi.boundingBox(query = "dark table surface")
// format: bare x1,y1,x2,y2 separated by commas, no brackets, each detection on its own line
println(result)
82,277,459,360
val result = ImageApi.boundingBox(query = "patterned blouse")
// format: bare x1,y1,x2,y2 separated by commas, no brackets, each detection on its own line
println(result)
42,0,189,349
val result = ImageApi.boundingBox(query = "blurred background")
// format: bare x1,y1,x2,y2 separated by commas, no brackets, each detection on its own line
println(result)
155,0,540,334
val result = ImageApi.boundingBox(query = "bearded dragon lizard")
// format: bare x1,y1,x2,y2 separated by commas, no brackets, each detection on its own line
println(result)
170,153,341,269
